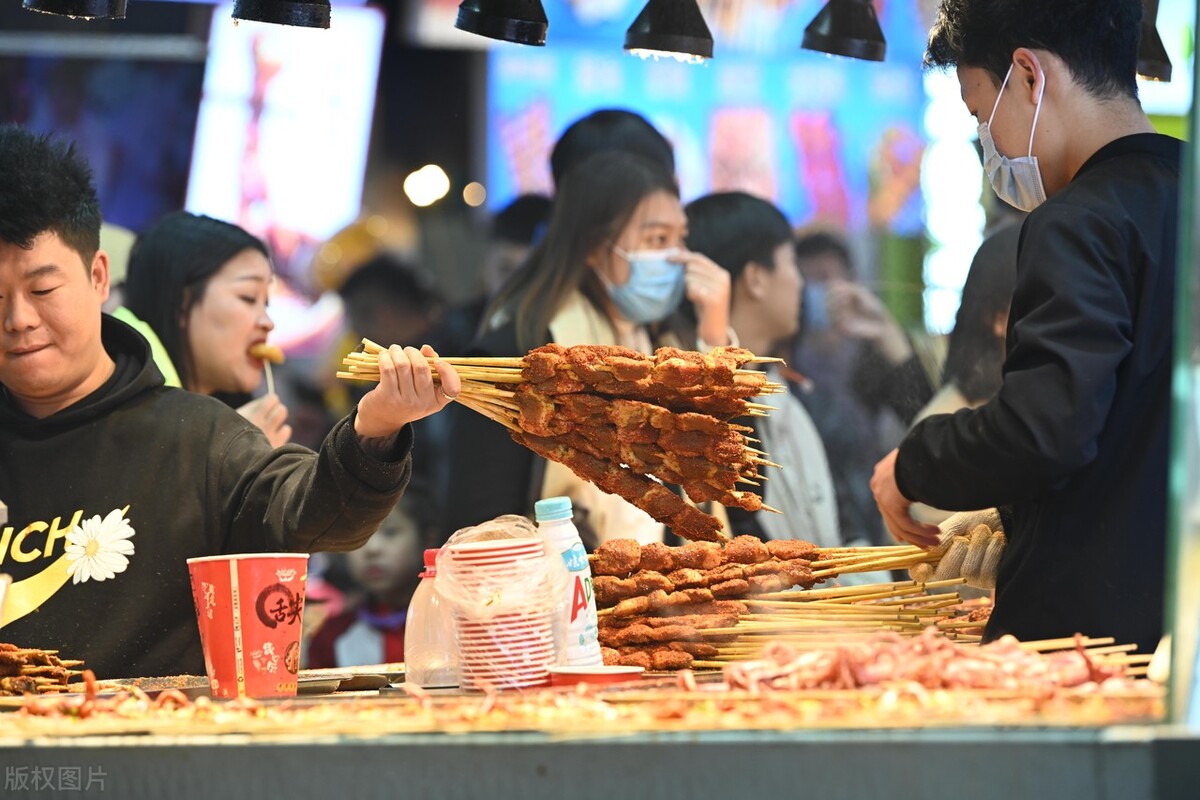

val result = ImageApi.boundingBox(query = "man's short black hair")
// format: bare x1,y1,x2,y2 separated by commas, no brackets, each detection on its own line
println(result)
338,253,443,315
685,192,793,284
550,109,675,187
0,124,101,263
925,0,1142,99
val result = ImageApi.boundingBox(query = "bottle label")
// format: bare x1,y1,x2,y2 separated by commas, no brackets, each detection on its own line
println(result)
560,541,588,572
569,574,593,624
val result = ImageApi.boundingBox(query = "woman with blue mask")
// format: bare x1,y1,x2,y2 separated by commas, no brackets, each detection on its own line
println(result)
443,150,732,546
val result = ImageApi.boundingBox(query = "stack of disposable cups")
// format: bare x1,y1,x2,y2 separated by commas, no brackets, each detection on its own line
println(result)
439,538,558,690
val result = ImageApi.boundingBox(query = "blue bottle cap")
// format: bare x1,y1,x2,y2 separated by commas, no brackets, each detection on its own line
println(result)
535,496,573,522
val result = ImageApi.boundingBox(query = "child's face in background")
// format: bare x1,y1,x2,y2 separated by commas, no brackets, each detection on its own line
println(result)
347,506,423,600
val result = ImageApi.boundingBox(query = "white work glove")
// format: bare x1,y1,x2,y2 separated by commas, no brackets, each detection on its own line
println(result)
909,508,1005,590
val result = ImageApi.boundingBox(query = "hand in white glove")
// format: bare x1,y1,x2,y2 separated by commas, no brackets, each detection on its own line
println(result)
909,508,1005,589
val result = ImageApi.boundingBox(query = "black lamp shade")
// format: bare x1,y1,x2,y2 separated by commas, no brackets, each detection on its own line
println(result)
801,0,886,63
22,0,126,19
624,0,713,61
1137,0,1171,82
455,0,548,47
232,0,331,29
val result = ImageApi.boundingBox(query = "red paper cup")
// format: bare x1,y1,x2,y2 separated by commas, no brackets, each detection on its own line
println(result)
547,666,645,687
187,553,309,699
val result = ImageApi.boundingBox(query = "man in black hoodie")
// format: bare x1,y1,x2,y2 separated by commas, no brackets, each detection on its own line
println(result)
871,0,1180,655
0,125,461,678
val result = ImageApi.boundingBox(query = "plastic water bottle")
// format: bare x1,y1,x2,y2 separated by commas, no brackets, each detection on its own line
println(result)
535,497,603,667
403,548,459,688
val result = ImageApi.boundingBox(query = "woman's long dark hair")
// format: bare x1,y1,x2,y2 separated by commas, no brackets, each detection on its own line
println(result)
484,151,679,352
124,211,269,392
942,223,1020,403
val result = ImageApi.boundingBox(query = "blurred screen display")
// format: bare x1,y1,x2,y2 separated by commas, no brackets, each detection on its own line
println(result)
486,46,927,234
186,5,386,291
0,54,204,232
482,0,929,233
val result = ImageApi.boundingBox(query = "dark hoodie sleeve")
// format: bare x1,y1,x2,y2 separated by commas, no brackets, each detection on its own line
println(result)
213,413,413,554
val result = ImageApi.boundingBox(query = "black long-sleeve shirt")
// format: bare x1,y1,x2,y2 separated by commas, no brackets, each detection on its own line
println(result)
896,134,1181,654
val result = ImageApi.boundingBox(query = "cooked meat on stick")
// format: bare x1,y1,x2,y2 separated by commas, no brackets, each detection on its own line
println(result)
609,646,695,671
515,433,727,542
598,612,741,631
522,345,772,409
522,344,763,392
765,539,821,561
589,539,642,577
593,572,676,607
610,588,718,618
591,537,812,579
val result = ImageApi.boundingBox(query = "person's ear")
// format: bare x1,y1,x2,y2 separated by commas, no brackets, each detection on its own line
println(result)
587,244,614,282
91,249,111,303
1011,47,1045,105
179,287,193,330
742,261,770,300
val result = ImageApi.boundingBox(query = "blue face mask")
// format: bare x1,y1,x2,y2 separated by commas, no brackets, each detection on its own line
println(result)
606,247,686,324
803,282,830,333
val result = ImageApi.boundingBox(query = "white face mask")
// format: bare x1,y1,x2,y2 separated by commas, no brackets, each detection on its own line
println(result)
979,65,1047,212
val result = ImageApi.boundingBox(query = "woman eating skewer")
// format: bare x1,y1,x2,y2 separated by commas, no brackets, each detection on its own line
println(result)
124,211,292,447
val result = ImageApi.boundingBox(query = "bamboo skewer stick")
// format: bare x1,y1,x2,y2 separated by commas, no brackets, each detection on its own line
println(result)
744,602,947,617
461,394,521,412
1018,636,1115,652
749,581,925,602
355,337,783,375
871,594,963,609
810,552,917,569
937,618,990,629
1081,644,1139,656
813,551,939,578
736,614,948,627
1103,654,1154,665
817,545,915,555
457,396,521,433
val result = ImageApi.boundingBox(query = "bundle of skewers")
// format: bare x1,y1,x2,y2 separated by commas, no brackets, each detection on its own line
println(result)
339,339,789,542
589,536,945,670
587,537,1157,677
0,643,84,695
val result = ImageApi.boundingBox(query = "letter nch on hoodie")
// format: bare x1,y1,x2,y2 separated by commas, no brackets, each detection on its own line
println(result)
0,314,413,680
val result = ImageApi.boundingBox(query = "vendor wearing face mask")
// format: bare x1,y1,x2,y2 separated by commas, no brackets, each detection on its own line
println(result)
443,150,731,545
871,0,1181,655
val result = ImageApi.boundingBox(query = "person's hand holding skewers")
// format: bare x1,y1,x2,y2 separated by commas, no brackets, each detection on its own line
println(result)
354,344,461,450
